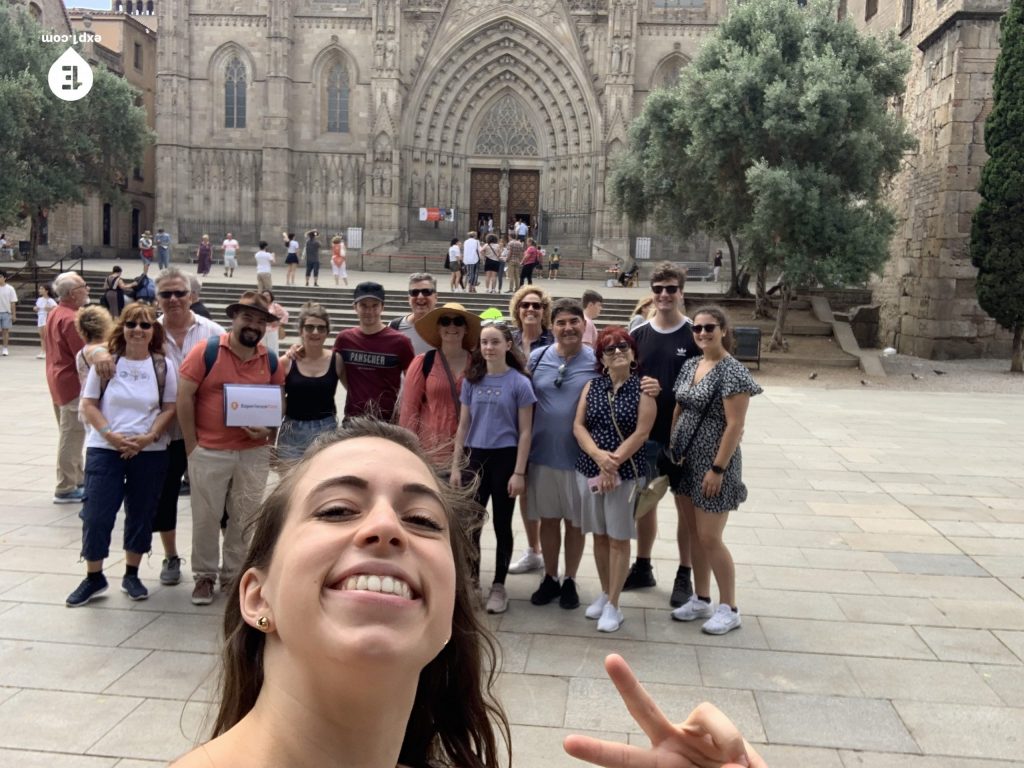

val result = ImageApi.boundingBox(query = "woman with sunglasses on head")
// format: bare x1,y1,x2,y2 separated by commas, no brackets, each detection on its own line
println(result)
67,302,178,607
277,302,345,464
171,418,766,768
399,303,480,468
451,321,536,614
669,305,762,635
573,327,656,632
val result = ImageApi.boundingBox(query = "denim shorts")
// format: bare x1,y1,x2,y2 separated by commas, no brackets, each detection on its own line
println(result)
0,312,11,330
276,415,338,463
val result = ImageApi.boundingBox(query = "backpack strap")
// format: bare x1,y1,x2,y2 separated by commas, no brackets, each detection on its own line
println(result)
389,317,403,330
421,348,437,381
202,333,276,378
528,344,552,374
98,353,119,400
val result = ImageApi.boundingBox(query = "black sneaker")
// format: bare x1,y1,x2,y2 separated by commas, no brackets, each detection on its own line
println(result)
121,575,149,601
66,575,108,607
559,577,580,610
670,567,694,608
530,575,562,606
622,560,656,591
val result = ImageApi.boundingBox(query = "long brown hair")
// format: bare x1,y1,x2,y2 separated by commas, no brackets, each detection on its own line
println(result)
213,419,511,768
465,322,527,384
107,302,164,357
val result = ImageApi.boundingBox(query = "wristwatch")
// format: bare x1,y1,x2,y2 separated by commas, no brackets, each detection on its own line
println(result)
711,464,725,475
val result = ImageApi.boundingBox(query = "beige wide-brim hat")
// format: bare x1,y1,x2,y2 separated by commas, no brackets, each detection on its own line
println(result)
415,303,481,351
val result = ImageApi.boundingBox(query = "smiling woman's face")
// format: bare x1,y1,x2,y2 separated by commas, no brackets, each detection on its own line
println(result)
252,437,456,670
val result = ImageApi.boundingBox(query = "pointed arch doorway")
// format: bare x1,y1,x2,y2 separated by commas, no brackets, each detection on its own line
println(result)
469,167,539,238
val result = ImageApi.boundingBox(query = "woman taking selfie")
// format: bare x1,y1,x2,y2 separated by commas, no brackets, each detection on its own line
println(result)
170,420,765,768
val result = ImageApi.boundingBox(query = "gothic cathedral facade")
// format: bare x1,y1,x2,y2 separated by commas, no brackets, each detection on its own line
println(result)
154,0,727,257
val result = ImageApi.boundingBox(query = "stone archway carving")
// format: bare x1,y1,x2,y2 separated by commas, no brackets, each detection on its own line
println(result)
473,93,540,157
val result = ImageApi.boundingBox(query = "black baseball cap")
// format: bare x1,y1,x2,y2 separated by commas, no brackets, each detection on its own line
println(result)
353,281,386,305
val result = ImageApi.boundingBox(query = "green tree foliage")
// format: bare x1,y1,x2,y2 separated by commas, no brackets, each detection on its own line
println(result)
0,5,153,260
610,0,914,348
970,0,1024,373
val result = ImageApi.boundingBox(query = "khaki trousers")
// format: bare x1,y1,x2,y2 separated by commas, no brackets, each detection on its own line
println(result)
188,445,270,584
256,272,273,293
53,398,85,494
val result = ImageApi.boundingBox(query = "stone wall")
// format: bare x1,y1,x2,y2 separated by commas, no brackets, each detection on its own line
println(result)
857,0,1011,359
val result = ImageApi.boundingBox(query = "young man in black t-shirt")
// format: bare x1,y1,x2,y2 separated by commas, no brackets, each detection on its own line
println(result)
628,262,702,608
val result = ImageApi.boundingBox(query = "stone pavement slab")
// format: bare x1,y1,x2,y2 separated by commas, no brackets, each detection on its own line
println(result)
2,350,1024,763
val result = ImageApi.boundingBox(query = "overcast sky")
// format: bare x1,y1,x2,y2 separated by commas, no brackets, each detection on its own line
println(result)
66,1,116,10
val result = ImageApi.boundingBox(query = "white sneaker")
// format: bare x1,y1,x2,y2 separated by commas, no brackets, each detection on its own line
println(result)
485,583,508,614
507,547,544,574
701,604,742,635
585,592,609,620
671,595,715,622
597,602,624,632
36,353,45,359
1,348,8,356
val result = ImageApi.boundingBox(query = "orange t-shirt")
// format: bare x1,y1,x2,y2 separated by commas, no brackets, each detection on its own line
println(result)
179,334,286,451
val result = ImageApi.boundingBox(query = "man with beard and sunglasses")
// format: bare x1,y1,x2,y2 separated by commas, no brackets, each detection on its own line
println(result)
388,272,438,354
177,291,285,606
625,262,702,608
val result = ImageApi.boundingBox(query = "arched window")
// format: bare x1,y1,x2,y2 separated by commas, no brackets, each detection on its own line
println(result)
224,57,247,129
326,62,350,133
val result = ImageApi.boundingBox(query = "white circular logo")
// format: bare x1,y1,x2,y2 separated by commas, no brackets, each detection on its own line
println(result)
48,48,94,102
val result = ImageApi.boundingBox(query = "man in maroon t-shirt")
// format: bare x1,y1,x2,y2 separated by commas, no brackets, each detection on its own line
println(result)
333,282,414,422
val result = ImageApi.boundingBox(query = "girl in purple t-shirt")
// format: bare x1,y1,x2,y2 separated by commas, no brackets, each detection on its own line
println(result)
452,321,536,615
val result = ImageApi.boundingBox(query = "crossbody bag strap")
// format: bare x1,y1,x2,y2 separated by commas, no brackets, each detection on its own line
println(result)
437,352,461,418
674,374,722,465
606,386,639,480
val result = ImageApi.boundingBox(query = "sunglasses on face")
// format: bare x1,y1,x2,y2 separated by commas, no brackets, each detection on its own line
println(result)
692,323,719,334
603,342,631,355
481,319,508,329
408,288,435,298
302,324,328,334
438,316,466,327
652,285,680,295
519,301,544,311
124,321,153,330
158,290,189,299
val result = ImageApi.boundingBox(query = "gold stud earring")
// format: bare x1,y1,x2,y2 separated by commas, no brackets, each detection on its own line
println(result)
256,615,271,632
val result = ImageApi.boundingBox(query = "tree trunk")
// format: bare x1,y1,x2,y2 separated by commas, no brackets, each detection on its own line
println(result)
27,210,40,268
752,264,773,319
1012,323,1023,373
726,235,740,296
768,283,791,352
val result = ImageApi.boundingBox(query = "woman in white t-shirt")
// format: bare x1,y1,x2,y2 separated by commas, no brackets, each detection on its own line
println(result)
68,302,178,608
254,240,275,293
283,232,300,285
34,283,57,359
447,237,462,292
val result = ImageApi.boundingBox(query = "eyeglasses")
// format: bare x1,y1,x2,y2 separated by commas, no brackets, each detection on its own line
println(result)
438,316,466,327
603,342,631,355
408,288,435,298
692,323,719,334
302,324,328,334
652,285,680,295
124,321,153,330
554,362,567,389
158,290,189,299
519,301,544,310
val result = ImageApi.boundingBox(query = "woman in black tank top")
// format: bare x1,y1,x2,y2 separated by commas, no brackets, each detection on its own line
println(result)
276,303,345,464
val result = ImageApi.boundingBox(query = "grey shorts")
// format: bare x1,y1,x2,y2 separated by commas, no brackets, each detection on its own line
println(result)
576,473,638,540
526,464,582,528
0,312,11,330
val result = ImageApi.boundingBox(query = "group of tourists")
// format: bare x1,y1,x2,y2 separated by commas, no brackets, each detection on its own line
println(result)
446,232,548,293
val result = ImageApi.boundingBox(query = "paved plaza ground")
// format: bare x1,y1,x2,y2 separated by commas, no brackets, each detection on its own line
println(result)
1,300,1023,766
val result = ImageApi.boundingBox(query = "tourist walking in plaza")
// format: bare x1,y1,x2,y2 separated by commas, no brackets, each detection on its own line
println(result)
196,235,213,277
330,235,348,287
254,241,275,292
388,272,438,354
669,306,762,635
497,235,510,293
547,247,561,279
505,234,523,292
505,285,554,574
67,302,178,606
333,281,414,422
168,418,765,768
452,320,535,614
713,249,723,282
277,303,344,463
139,230,154,274
447,237,462,292
34,283,57,359
525,299,596,612
260,289,289,355
102,265,129,318
481,234,501,293
178,291,285,605
304,230,323,287
283,232,300,285
520,237,541,286
462,230,481,292
626,262,702,606
0,269,16,357
155,227,172,270
221,232,240,278
154,267,225,588
574,328,655,632
398,302,479,467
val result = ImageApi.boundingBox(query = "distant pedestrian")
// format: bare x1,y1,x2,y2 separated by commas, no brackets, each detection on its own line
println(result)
196,235,213,277
0,269,17,356
463,230,481,292
34,283,57,359
447,238,462,292
331,235,348,287
155,228,172,270
482,234,501,294
547,248,561,279
221,233,240,278
304,230,322,287
260,289,289,355
520,238,541,286
713,250,723,282
283,232,300,286
581,289,603,349
254,241,275,292
139,231,154,274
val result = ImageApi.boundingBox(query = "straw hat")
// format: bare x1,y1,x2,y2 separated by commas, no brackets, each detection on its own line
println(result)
415,303,481,351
